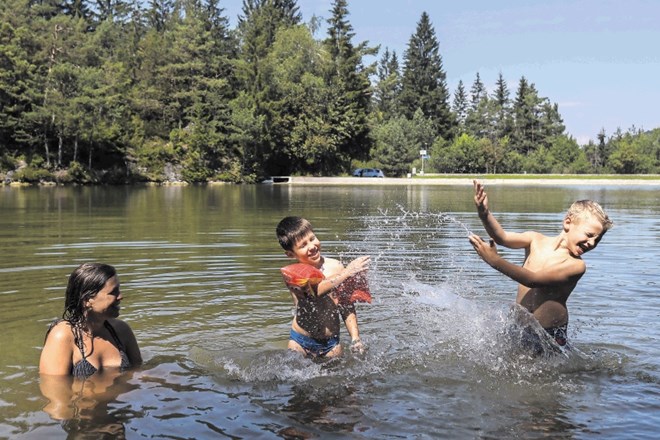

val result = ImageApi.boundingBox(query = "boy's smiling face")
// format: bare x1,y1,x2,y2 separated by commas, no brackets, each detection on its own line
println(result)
564,214,606,257
286,231,322,267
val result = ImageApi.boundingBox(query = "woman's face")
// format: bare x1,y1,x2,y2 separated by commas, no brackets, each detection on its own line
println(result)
85,275,122,318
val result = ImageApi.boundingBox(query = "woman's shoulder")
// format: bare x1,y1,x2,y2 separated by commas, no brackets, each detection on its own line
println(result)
45,320,74,343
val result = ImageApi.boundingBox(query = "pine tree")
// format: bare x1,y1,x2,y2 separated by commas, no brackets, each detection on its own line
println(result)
233,0,304,177
147,0,173,32
469,72,486,112
322,0,377,171
0,0,43,156
491,72,511,139
399,12,453,140
159,0,236,181
373,47,401,121
452,80,468,133
511,76,538,155
465,72,490,139
62,0,92,21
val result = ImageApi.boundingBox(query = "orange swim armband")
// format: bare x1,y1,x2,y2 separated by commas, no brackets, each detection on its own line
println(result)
280,263,325,295
336,273,372,305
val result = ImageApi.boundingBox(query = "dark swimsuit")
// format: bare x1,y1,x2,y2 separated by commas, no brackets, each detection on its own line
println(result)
545,325,568,347
289,329,340,357
72,320,131,378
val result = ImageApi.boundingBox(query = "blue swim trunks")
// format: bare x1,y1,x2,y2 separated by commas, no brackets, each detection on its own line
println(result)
289,329,339,357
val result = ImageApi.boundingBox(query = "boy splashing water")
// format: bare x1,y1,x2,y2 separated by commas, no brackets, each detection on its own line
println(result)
468,181,613,349
276,216,370,358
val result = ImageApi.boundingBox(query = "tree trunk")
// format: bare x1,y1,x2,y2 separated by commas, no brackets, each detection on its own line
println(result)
57,133,63,167
44,137,50,167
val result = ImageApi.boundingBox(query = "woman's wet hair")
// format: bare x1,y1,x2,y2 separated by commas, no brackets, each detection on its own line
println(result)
47,263,117,349
276,216,314,251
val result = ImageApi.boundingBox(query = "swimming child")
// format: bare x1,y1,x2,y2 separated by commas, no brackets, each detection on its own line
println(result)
276,216,371,358
468,180,612,348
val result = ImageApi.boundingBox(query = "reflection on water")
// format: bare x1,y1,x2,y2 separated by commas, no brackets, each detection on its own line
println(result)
0,184,658,438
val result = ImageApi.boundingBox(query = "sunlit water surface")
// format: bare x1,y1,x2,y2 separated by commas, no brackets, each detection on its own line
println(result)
0,183,658,439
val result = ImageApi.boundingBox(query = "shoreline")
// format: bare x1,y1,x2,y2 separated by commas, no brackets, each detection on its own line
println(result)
285,176,660,186
3,175,660,188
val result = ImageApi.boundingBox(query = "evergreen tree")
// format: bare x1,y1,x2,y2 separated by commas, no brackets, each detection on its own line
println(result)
492,72,512,139
400,12,453,140
166,0,237,180
469,72,486,112
233,0,303,177
0,0,45,157
465,72,490,139
510,76,564,157
262,25,332,175
322,0,377,171
452,80,468,133
373,47,401,122
62,0,92,21
94,0,132,23
147,0,173,32
511,76,539,155
592,128,607,169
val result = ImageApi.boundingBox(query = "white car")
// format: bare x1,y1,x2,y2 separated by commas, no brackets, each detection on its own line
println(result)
353,168,385,178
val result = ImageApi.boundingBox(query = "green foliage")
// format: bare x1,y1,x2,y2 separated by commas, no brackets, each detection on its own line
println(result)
0,0,656,183
14,165,53,183
400,12,454,140
432,134,487,174
66,160,91,182
372,109,435,176
322,0,377,171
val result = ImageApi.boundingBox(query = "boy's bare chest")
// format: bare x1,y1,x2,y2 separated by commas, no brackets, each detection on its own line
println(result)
523,240,569,270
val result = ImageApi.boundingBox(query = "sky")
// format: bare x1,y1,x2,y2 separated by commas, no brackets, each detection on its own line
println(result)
220,0,660,145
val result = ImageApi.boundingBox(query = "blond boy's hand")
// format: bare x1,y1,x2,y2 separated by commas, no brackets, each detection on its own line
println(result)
468,233,499,266
473,180,489,216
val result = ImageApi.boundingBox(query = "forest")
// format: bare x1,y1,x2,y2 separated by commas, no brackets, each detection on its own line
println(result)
1,0,658,184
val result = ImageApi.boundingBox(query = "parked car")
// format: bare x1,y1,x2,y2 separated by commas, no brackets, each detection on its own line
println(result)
353,168,385,178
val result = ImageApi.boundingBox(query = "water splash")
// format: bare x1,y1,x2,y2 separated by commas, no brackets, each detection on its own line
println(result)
194,208,623,387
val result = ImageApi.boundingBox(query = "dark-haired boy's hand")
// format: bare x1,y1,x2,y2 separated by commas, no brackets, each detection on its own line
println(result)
350,338,366,355
345,255,370,276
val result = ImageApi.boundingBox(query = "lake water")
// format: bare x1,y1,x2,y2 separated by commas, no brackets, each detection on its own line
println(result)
0,183,658,439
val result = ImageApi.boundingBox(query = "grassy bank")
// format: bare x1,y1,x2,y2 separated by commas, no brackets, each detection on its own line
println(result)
412,173,660,181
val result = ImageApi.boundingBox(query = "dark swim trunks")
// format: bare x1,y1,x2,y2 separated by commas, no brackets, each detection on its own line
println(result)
545,325,568,347
289,329,339,357
516,324,569,356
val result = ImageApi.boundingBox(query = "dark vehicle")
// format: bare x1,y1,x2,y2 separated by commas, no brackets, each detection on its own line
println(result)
353,168,385,178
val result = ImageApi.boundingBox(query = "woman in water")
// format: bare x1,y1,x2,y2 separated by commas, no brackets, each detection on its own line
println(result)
40,263,141,377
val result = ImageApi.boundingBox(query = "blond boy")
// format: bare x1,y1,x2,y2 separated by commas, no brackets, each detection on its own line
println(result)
468,180,612,347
